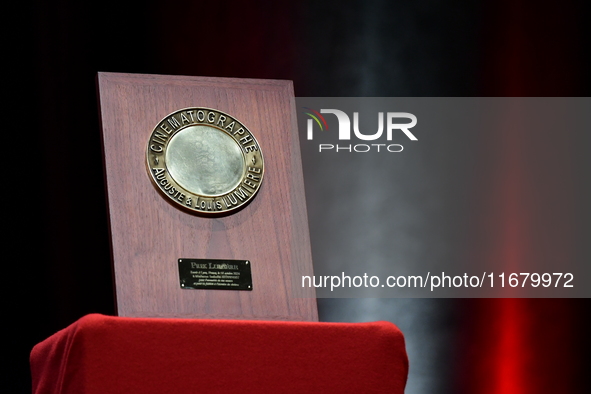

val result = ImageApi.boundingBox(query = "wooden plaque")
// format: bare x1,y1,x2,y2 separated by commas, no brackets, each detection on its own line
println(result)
97,72,317,321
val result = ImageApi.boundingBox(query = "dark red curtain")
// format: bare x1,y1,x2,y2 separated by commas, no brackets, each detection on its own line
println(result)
461,1,587,393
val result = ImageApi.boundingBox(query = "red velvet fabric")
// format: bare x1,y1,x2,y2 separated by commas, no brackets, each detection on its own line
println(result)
31,314,407,393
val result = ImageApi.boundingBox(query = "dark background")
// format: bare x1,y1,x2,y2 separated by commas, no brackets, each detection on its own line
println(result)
5,0,590,392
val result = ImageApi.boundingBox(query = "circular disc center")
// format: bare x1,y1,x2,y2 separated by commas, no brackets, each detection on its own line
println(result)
166,125,245,196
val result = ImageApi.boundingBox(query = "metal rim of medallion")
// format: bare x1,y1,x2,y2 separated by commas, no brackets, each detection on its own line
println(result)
146,107,264,216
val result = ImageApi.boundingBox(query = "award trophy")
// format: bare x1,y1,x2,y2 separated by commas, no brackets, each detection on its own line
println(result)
97,72,317,321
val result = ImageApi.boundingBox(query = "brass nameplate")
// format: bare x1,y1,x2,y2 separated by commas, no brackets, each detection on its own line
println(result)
178,259,253,290
147,108,264,216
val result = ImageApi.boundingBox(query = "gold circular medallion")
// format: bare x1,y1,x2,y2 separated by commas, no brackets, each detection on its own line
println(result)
146,108,264,215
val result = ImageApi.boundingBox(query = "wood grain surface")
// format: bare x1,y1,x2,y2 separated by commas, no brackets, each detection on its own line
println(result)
97,72,317,321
